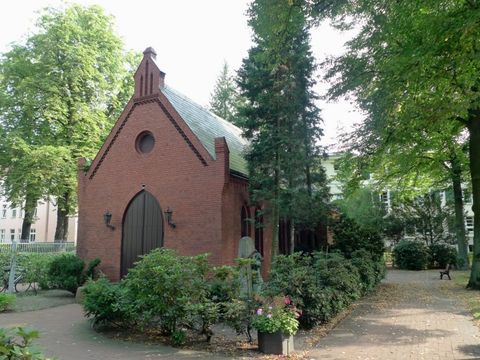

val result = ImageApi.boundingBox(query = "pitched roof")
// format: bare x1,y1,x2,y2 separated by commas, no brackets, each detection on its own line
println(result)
161,85,248,176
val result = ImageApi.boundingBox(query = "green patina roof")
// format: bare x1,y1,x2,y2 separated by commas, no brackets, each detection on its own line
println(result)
162,85,248,176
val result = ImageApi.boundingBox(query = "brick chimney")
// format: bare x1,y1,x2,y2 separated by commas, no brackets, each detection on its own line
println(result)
133,47,166,98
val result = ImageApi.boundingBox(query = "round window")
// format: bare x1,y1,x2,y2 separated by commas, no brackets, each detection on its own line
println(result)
136,131,155,154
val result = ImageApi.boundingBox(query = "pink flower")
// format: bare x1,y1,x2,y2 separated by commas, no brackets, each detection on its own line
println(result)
284,296,291,305
257,308,263,315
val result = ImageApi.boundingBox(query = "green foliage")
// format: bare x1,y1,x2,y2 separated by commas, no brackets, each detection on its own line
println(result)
332,215,385,260
334,187,386,232
318,0,480,287
429,243,458,269
85,258,101,280
251,297,299,335
390,192,455,246
209,265,241,303
208,62,243,125
47,254,85,294
17,253,57,290
122,249,217,341
264,251,384,329
0,4,136,239
170,329,187,346
393,240,429,270
221,298,257,341
238,0,328,256
0,293,16,312
82,277,133,328
0,327,50,359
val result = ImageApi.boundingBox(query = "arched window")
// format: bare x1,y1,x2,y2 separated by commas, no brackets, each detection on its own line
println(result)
241,206,250,237
255,207,264,256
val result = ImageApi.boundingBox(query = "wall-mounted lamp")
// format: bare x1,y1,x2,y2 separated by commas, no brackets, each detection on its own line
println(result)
164,207,176,228
103,210,115,230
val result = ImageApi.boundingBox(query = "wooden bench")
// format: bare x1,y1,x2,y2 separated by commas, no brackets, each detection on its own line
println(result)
440,264,451,280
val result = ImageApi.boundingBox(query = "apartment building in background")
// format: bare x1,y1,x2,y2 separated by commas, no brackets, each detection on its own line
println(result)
322,153,475,248
0,194,77,243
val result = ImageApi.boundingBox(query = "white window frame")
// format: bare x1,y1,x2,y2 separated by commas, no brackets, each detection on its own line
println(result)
29,228,36,242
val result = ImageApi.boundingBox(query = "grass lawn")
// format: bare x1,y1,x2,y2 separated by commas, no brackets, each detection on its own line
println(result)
449,270,480,323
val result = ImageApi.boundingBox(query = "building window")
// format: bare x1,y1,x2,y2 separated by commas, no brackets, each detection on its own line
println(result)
241,206,250,237
136,131,155,154
0,229,5,243
30,228,36,242
33,207,38,218
466,216,474,233
2,205,6,219
11,209,17,218
254,207,264,256
17,229,21,241
10,229,15,242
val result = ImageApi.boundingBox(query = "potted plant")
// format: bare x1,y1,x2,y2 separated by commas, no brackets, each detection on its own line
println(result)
252,296,300,355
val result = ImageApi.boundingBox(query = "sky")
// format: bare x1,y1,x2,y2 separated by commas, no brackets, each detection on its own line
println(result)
0,0,363,147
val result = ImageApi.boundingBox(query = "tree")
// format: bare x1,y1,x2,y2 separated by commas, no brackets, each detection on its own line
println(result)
314,0,480,287
237,0,327,258
334,186,386,233
0,5,136,240
390,192,455,246
209,61,243,125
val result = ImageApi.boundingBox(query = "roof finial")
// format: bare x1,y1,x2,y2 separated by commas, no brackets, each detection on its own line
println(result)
143,47,157,59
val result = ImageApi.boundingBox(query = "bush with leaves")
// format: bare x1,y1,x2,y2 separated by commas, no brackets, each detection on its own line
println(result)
0,327,50,359
428,243,458,269
0,293,15,312
393,240,429,270
332,215,385,260
264,250,385,329
82,277,133,328
46,254,101,294
17,253,58,291
122,249,218,343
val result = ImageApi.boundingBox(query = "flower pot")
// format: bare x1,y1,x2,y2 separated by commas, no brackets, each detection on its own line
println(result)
258,331,294,355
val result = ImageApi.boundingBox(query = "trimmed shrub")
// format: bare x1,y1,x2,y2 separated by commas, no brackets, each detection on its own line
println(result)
264,251,382,329
0,293,15,312
332,215,385,260
350,249,377,293
393,240,429,270
123,249,218,341
82,277,133,328
47,253,85,294
428,243,457,269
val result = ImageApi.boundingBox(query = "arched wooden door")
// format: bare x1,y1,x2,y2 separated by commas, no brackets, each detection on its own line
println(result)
121,190,164,277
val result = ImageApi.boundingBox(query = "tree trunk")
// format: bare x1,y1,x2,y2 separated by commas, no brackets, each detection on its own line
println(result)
54,192,70,242
271,153,280,259
450,157,469,269
20,193,38,243
289,220,295,254
467,115,480,288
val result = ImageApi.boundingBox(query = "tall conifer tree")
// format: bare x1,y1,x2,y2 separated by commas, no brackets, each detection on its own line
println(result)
238,0,328,258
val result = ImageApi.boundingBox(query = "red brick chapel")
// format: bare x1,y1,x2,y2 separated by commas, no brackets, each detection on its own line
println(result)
76,48,273,281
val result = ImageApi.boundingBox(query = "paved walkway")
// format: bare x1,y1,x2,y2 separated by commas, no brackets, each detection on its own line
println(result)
308,270,480,360
1,270,479,359
0,303,226,359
